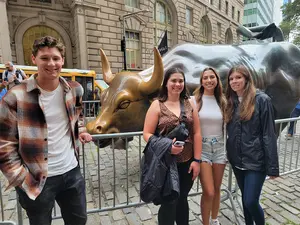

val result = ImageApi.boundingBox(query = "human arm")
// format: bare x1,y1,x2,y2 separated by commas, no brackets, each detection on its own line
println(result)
20,69,28,79
76,85,92,143
143,100,160,142
0,94,28,189
188,99,202,180
260,96,279,177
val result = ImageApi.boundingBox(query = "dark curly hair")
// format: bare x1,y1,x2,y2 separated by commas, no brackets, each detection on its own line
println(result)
32,36,65,57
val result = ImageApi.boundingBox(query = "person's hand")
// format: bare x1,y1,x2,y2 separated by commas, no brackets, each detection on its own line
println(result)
2,81,8,86
171,138,183,155
79,132,93,144
188,161,200,181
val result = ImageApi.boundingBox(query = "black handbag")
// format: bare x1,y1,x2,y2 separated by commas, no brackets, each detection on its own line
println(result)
166,100,189,142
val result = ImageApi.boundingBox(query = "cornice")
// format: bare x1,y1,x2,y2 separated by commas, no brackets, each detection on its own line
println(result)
70,0,100,10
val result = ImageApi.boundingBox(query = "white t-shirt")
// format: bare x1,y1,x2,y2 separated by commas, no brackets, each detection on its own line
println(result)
193,95,223,137
38,83,78,177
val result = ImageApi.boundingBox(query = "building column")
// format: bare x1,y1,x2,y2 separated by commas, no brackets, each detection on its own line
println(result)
0,0,12,63
72,3,88,69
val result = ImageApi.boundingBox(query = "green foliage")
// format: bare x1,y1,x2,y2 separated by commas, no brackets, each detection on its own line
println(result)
280,0,300,46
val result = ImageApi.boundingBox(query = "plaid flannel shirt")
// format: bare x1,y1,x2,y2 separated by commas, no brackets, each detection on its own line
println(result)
0,74,86,200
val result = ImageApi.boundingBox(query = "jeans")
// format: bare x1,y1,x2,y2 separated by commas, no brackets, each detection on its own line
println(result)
16,166,87,225
288,108,300,135
158,159,194,225
233,168,266,225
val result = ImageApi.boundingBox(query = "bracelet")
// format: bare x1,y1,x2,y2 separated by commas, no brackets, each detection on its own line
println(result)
193,158,202,163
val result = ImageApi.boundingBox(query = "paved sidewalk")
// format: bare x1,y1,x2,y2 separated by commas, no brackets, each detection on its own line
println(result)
1,130,300,224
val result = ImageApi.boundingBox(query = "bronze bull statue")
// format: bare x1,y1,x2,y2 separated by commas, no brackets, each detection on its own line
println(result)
86,42,300,147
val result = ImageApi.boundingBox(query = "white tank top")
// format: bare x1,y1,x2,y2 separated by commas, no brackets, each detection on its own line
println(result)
193,95,223,137
38,84,78,177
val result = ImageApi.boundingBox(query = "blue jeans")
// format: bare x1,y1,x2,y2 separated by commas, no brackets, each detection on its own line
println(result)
288,108,300,135
232,168,266,225
16,166,87,225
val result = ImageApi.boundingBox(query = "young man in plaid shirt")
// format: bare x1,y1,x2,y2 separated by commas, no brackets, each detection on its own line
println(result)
0,36,92,225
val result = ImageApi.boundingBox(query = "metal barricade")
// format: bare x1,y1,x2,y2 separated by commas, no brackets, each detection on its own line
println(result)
1,116,300,224
82,100,100,119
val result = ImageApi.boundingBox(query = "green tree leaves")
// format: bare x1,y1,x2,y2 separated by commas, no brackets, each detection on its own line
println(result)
280,0,300,45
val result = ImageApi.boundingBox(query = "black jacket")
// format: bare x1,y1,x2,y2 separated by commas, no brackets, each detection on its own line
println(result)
140,135,179,205
226,91,279,176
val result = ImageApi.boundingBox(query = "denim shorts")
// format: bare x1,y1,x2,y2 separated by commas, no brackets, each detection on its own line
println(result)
202,135,227,165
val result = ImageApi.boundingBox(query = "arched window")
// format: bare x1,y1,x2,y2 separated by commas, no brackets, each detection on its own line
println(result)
199,16,212,44
225,28,233,44
23,25,66,66
153,1,173,48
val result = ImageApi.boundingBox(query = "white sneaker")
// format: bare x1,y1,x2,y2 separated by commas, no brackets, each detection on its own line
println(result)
210,218,220,225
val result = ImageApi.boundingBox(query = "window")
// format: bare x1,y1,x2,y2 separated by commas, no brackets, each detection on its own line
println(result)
31,0,51,3
218,0,222,10
125,31,141,69
155,1,171,24
225,29,233,44
154,1,173,48
125,0,137,8
232,6,235,19
186,7,193,25
217,23,221,37
210,0,214,5
237,10,240,22
200,18,208,43
225,1,228,15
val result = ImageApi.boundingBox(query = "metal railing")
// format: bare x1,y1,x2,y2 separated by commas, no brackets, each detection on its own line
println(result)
82,100,100,118
1,116,300,224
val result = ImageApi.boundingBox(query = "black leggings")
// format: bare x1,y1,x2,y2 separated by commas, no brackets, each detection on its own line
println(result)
158,159,194,225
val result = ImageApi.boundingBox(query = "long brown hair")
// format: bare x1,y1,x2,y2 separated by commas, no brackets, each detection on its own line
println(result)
224,65,256,123
193,67,226,117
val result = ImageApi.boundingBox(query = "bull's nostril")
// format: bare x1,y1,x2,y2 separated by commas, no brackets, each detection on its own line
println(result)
96,126,102,133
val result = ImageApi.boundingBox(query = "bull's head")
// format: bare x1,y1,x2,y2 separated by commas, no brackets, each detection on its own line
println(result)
86,48,163,147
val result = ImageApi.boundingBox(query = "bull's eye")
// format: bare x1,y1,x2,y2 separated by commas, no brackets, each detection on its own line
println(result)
119,100,130,109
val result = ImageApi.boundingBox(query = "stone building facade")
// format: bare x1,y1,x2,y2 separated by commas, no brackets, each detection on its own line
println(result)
0,0,244,73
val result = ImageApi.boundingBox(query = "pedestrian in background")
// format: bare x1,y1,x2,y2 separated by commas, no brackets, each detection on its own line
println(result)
193,67,227,225
225,65,279,225
2,61,27,89
143,67,201,225
286,99,300,139
0,36,92,225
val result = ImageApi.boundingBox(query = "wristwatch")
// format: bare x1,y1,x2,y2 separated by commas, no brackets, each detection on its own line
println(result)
193,158,202,163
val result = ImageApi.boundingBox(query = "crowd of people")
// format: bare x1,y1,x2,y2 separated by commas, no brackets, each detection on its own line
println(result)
0,34,297,225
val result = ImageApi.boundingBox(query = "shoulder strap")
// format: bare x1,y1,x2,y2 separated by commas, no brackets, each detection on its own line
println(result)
15,69,21,78
5,70,8,78
180,100,187,120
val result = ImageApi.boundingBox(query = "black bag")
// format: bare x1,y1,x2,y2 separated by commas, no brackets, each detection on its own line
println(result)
166,100,189,142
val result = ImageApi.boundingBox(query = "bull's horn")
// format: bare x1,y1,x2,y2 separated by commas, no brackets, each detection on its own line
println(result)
139,48,163,95
100,49,115,84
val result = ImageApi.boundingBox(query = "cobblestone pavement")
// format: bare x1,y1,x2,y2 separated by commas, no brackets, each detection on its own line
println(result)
1,129,300,225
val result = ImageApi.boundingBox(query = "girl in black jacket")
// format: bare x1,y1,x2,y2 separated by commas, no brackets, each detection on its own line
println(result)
224,65,279,225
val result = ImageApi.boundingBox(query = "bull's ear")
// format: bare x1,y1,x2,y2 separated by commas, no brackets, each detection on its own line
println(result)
100,49,115,84
139,47,163,95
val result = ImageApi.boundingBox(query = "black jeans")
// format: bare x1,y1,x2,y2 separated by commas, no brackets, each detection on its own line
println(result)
16,166,87,225
158,159,194,225
233,167,266,225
